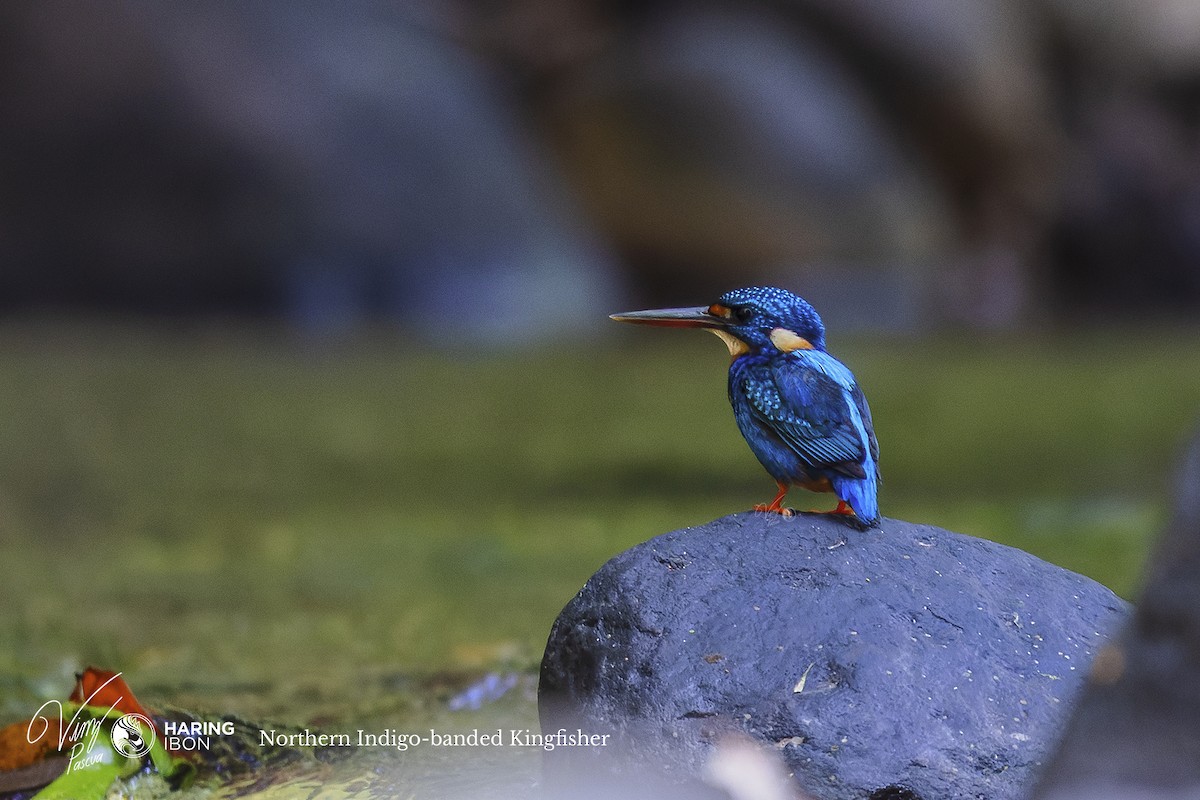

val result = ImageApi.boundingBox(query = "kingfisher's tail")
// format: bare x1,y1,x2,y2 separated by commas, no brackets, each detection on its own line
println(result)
833,474,880,527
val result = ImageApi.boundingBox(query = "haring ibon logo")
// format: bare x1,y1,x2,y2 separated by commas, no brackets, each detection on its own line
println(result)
110,713,155,759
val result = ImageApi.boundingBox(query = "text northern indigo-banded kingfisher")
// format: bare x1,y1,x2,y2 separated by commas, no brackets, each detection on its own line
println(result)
611,286,880,527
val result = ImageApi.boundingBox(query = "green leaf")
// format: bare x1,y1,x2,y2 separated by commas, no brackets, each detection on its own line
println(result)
31,738,123,800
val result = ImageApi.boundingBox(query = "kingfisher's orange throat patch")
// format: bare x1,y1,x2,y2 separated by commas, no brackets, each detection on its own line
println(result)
769,328,814,352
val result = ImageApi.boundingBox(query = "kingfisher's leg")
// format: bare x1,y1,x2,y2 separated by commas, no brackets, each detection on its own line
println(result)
753,481,794,516
809,500,856,516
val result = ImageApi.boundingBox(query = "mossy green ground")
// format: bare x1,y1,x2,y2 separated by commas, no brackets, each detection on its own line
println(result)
1,321,1197,738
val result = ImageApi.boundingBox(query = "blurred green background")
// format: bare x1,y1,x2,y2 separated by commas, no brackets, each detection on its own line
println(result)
2,321,1197,731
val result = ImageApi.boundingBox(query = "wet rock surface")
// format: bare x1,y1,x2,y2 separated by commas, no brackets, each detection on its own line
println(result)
540,513,1129,800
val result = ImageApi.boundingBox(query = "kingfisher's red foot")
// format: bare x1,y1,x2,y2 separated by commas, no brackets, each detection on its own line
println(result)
808,500,856,517
753,481,793,515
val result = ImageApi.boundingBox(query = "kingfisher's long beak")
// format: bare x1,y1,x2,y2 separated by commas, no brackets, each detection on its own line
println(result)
611,304,750,356
609,306,726,329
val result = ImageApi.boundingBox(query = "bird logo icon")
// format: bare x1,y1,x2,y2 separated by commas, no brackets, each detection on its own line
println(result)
110,712,156,759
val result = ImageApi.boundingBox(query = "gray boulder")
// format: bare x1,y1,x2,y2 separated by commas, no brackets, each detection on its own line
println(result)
540,513,1129,800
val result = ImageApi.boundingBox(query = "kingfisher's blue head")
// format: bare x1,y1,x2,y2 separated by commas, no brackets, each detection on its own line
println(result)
610,286,827,357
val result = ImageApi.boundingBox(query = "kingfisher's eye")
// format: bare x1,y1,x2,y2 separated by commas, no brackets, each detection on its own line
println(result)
733,306,754,323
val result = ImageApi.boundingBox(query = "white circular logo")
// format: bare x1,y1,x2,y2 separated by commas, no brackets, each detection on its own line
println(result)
111,713,155,759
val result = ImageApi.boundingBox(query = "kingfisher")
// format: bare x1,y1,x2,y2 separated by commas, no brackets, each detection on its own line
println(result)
611,286,880,527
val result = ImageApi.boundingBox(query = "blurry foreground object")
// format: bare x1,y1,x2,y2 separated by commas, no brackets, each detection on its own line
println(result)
1032,428,1200,799
704,735,805,800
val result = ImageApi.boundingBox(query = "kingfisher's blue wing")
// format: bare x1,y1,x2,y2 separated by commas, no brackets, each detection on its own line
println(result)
737,354,870,478
851,382,880,466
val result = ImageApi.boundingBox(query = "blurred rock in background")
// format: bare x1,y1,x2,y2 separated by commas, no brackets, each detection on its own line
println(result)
1,0,1199,341
0,0,619,343
1031,428,1200,799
